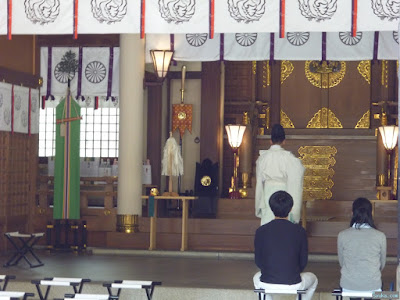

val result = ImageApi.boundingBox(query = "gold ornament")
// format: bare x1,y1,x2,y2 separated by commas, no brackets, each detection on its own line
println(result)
299,146,337,201
281,61,294,84
355,110,370,129
150,188,159,196
263,61,271,88
306,107,343,128
280,110,295,128
357,61,371,84
381,60,388,88
305,61,346,88
201,175,211,187
178,111,187,120
252,61,257,75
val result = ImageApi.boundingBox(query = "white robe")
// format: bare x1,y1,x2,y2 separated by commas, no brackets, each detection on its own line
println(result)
255,144,305,225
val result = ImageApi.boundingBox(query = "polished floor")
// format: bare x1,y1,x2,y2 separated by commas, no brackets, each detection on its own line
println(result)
0,249,397,292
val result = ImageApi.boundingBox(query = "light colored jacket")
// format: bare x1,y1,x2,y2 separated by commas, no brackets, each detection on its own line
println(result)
338,227,386,291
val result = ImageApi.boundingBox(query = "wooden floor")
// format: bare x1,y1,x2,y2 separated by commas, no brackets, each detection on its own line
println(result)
73,198,399,255
0,250,398,299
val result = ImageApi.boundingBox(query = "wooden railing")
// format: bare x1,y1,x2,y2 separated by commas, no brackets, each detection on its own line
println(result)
37,176,118,214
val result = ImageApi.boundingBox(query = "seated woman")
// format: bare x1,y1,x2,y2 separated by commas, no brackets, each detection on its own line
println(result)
338,197,387,297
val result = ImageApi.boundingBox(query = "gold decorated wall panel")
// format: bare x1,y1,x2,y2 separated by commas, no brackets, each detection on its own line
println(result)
281,61,371,129
299,146,337,201
280,61,329,128
329,61,371,128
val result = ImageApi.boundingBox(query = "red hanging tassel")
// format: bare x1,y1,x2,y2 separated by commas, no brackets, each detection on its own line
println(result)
95,96,99,110
209,0,215,39
74,0,79,39
140,0,145,39
352,0,358,37
7,0,12,40
280,0,285,38
28,88,31,136
11,85,14,134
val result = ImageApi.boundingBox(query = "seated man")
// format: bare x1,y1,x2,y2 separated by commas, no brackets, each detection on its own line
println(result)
253,191,318,300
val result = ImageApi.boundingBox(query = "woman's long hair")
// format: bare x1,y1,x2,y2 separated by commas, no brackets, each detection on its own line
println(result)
350,197,376,229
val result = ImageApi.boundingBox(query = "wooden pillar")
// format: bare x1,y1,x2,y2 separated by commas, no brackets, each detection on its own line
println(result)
270,61,281,126
200,62,222,163
147,85,163,190
371,61,386,186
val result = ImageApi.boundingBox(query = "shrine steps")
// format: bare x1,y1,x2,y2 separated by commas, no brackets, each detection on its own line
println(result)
86,216,397,255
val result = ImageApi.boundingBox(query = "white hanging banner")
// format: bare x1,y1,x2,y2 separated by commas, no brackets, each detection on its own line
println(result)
286,0,351,33
111,47,120,98
174,34,220,61
224,33,270,61
41,47,120,98
358,2,400,32
0,0,6,35
0,82,12,132
145,34,171,63
146,0,209,34
81,47,111,96
40,47,79,98
13,0,73,34
214,0,279,33
326,31,374,61
274,32,322,61
13,86,29,134
30,88,40,134
378,31,398,60
78,0,140,34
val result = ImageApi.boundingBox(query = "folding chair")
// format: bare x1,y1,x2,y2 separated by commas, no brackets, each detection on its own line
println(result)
332,288,374,300
31,277,91,300
3,232,44,268
103,280,162,300
0,275,16,291
254,288,308,300
0,291,35,300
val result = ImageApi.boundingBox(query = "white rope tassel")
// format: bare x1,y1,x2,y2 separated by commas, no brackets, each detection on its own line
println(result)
161,136,184,176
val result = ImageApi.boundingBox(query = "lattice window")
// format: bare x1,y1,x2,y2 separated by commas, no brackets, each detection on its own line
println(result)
38,107,119,158
39,108,56,157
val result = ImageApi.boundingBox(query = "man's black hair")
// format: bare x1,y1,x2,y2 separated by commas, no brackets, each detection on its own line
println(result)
271,124,285,144
269,191,293,218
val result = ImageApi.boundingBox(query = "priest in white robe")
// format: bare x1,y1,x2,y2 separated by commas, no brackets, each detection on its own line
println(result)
255,124,305,225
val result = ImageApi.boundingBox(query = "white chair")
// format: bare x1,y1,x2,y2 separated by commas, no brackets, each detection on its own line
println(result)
0,275,16,291
254,288,308,300
31,277,91,300
0,291,35,300
332,288,374,300
62,294,112,300
103,280,162,300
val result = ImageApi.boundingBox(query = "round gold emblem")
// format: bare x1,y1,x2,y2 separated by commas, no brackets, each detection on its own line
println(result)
200,175,211,186
150,188,159,196
305,60,346,89
178,111,187,120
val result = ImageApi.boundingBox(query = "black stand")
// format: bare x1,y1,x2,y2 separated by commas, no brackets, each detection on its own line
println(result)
46,220,87,253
